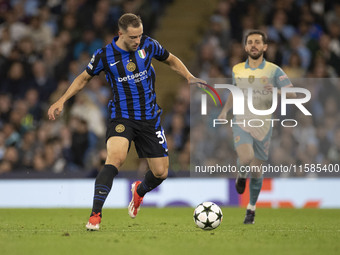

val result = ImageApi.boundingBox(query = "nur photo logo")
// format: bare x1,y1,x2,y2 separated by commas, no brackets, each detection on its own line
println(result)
195,83,312,128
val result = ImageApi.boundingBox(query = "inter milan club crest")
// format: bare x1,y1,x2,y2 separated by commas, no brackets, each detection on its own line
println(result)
126,60,136,72
248,75,255,83
138,49,146,59
115,124,125,133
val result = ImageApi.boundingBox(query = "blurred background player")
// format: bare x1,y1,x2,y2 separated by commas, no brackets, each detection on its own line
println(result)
48,13,205,230
218,30,296,224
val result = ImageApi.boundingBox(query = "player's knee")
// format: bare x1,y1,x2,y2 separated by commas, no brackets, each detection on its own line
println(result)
239,155,254,166
156,170,168,180
105,154,126,168
153,166,168,179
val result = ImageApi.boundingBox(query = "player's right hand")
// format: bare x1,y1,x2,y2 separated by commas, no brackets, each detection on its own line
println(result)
188,77,207,88
48,101,64,120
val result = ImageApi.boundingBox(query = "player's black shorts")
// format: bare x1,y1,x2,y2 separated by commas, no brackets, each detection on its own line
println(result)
106,116,168,158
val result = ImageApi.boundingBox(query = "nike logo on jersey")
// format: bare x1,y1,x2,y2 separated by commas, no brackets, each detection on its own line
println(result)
110,61,120,66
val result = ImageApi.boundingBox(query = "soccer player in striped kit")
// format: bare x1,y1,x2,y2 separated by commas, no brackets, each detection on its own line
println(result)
48,13,205,230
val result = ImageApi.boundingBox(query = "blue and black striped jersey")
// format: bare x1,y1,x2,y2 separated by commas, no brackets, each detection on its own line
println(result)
86,35,170,120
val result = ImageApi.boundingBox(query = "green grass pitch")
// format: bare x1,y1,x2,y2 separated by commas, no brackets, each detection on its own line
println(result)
1,208,339,255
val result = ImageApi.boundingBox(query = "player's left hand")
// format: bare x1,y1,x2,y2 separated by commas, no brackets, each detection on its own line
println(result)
188,77,207,88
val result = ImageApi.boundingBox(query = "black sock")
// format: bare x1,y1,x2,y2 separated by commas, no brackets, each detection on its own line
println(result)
136,170,165,197
91,164,119,217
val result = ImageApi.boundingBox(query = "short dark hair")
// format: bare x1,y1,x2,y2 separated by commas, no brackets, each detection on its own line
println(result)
118,13,142,31
244,30,267,45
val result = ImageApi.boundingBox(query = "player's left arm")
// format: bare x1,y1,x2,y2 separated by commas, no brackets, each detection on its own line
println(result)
163,53,206,86
266,67,296,98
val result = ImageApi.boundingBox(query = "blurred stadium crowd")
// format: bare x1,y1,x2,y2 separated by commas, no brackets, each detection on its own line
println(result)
0,0,340,177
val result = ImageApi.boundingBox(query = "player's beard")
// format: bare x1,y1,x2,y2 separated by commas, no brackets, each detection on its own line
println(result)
247,49,264,60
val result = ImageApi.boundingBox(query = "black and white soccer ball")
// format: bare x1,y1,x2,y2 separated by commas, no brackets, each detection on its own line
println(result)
193,202,223,230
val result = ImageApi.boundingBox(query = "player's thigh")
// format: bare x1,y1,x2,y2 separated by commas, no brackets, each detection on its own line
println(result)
146,156,169,179
105,136,130,168
134,118,168,159
233,125,255,165
235,143,255,165
251,133,271,177
105,118,136,168
253,128,271,162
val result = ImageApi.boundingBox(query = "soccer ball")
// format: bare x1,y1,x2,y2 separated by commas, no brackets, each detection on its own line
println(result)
193,202,223,230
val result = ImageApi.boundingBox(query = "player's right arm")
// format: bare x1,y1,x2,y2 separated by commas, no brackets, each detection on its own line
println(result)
48,71,93,120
